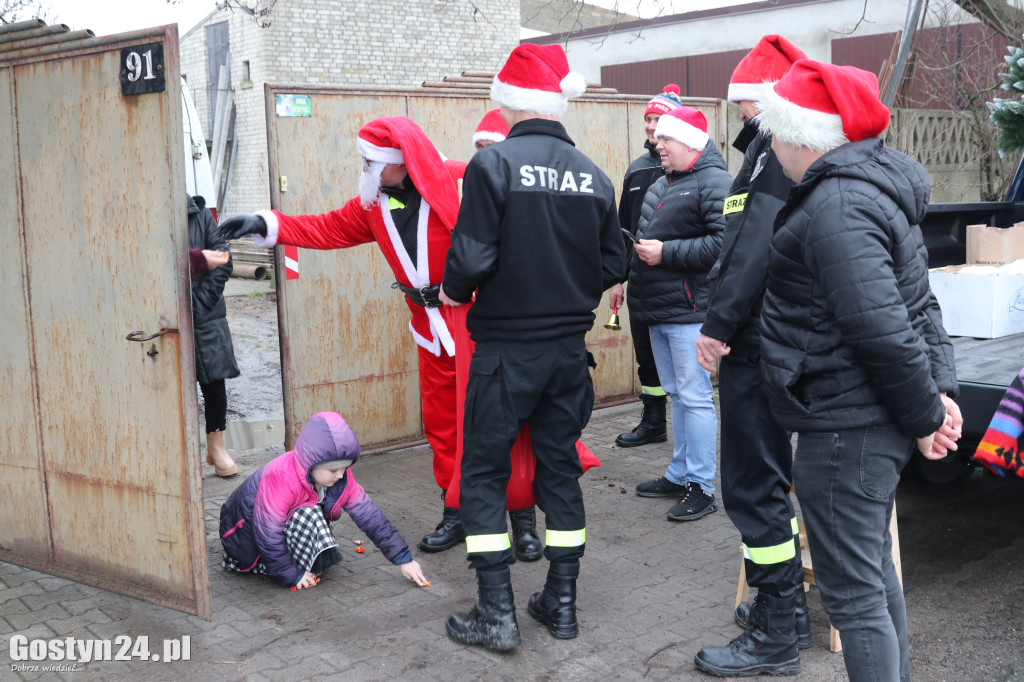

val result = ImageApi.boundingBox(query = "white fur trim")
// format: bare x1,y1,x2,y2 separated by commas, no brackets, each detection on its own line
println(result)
253,209,279,247
357,138,404,165
560,71,587,99
379,197,455,357
654,115,709,151
756,86,847,153
727,82,766,103
491,78,568,117
472,130,506,146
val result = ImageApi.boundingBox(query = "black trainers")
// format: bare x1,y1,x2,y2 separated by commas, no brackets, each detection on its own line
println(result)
636,476,689,498
667,483,717,521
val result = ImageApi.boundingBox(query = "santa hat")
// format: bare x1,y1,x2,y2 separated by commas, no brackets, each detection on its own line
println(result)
728,35,806,103
490,44,588,117
472,109,510,147
654,106,709,151
355,116,460,229
644,84,683,118
756,59,891,153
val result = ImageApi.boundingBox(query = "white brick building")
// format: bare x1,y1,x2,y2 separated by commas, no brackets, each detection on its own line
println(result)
179,0,519,217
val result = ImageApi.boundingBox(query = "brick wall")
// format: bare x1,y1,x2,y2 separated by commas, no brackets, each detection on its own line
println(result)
179,0,518,216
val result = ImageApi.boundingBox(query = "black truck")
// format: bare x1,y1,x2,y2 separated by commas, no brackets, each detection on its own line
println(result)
916,159,1024,482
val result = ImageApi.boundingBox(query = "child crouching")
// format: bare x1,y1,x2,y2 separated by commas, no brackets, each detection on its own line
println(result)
219,411,429,589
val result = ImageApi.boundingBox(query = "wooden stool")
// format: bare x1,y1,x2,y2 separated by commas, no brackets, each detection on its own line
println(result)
735,503,903,653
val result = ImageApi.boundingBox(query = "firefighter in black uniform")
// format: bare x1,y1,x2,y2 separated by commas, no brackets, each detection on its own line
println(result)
608,84,683,449
693,36,811,677
440,43,626,652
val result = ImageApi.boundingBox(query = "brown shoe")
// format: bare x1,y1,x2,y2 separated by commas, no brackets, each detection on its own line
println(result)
205,430,238,477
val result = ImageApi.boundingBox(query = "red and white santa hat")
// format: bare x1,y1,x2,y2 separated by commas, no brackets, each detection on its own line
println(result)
644,84,683,118
654,106,709,151
756,59,891,153
727,35,806,103
472,109,510,147
355,116,460,229
490,44,588,117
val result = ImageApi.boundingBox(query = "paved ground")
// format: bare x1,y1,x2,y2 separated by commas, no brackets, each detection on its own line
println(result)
2,401,1023,681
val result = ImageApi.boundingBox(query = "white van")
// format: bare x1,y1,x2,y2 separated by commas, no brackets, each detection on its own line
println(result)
182,77,217,218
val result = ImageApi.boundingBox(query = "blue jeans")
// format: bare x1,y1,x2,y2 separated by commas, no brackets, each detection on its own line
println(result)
648,323,717,494
794,425,912,682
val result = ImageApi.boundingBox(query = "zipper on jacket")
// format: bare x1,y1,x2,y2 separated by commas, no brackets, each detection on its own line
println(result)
685,281,696,310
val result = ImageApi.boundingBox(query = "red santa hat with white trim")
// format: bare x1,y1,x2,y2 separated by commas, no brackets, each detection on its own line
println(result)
654,106,710,151
472,109,510,147
728,35,806,103
355,116,460,229
490,44,588,117
756,59,891,153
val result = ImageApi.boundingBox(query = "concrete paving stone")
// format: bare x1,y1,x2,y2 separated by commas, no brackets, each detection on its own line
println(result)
0,581,44,607
43,608,115,637
3,621,55,642
7,602,68,630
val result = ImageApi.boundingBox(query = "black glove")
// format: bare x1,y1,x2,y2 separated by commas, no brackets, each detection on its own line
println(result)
219,214,267,241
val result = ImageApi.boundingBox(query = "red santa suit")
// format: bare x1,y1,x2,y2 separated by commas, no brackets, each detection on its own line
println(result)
252,117,461,490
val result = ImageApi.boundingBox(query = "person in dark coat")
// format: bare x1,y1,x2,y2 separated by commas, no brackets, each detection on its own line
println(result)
188,194,240,477
628,106,732,523
755,60,962,682
219,411,429,589
607,84,683,449
693,36,811,678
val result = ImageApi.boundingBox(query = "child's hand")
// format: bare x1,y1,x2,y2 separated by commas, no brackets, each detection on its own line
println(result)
400,560,430,587
202,249,230,270
291,571,319,590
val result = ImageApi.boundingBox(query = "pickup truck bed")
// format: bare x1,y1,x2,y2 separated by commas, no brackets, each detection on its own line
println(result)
952,333,1024,447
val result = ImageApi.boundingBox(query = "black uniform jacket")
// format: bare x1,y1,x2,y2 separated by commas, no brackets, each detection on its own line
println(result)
761,138,958,438
626,139,731,327
702,127,792,355
442,118,627,342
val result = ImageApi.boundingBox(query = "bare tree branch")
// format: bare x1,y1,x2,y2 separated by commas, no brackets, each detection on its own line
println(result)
951,0,1024,43
0,0,51,25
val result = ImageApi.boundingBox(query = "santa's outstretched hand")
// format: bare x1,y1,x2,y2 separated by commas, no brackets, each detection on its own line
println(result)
220,214,268,242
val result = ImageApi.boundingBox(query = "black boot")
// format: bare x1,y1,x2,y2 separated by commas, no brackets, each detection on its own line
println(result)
734,589,812,650
446,567,521,651
509,507,543,561
527,560,579,639
418,491,465,552
615,394,667,447
695,593,800,677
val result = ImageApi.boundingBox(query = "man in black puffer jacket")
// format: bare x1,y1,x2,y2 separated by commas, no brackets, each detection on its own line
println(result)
755,60,963,682
608,84,683,449
628,106,732,523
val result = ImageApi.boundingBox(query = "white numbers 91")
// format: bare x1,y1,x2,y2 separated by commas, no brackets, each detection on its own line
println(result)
125,49,156,82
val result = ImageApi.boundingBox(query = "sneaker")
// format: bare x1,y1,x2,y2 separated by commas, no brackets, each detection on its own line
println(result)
636,476,689,498
667,483,717,521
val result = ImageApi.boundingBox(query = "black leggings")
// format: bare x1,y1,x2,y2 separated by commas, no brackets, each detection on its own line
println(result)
199,379,227,433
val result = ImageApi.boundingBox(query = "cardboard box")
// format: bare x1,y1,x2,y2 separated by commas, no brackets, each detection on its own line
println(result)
928,261,1024,338
967,223,1024,265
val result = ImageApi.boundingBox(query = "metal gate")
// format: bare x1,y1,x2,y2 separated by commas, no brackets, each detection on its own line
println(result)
0,22,210,618
264,83,726,449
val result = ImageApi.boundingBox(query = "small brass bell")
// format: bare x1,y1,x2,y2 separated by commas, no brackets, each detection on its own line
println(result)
604,305,621,331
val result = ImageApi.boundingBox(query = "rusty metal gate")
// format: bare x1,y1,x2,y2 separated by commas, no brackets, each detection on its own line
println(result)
0,22,210,618
264,82,727,449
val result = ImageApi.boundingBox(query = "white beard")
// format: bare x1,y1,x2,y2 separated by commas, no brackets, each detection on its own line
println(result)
359,162,385,208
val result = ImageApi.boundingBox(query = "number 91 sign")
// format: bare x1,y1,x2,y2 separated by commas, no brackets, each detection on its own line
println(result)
120,43,165,96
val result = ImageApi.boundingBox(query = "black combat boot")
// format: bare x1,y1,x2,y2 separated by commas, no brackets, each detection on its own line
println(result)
446,567,521,651
508,507,543,561
734,589,812,649
418,491,465,552
615,394,667,447
527,560,579,639
694,593,800,677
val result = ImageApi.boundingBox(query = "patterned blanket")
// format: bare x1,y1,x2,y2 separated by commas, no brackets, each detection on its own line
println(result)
974,367,1024,478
